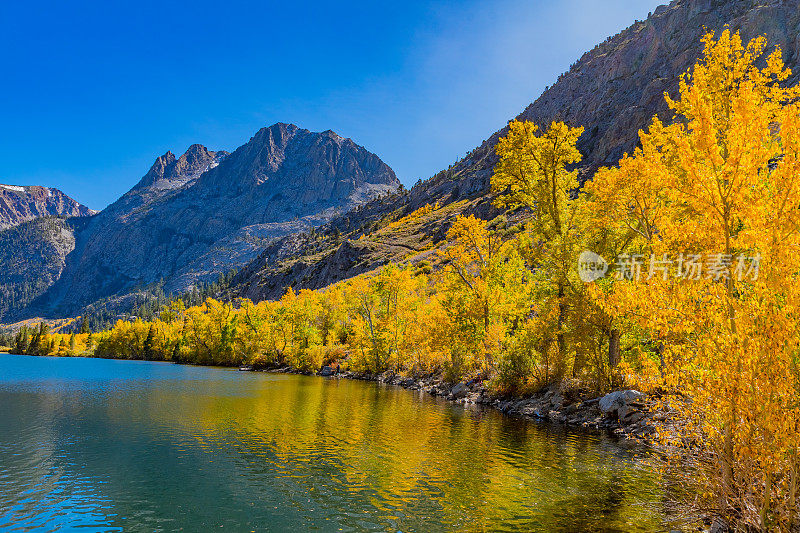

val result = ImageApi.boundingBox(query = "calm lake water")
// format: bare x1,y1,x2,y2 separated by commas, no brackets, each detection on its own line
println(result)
0,353,668,532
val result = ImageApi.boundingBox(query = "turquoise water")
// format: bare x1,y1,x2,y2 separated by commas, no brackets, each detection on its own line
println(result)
0,353,667,532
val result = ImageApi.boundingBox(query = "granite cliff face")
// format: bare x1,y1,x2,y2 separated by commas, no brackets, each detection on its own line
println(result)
516,0,800,168
0,186,93,319
228,0,800,302
0,185,94,230
7,124,397,319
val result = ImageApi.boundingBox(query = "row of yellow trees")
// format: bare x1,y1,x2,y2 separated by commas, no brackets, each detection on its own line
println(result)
10,323,92,356
82,209,637,390
18,30,799,529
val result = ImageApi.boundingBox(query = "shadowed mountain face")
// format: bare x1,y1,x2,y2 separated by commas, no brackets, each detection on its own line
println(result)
10,123,398,319
0,217,89,318
0,185,94,230
227,0,800,303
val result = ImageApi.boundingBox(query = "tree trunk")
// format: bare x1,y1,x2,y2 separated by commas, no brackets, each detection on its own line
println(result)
608,328,620,369
789,458,798,530
573,344,587,377
760,470,772,531
556,283,566,378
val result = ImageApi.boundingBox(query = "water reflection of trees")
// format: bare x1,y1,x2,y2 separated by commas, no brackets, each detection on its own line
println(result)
171,374,666,531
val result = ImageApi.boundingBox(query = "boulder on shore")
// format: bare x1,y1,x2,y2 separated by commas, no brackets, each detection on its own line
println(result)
617,404,645,424
450,382,469,399
598,390,645,416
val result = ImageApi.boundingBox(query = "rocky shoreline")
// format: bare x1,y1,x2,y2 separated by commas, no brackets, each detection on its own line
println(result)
255,365,661,441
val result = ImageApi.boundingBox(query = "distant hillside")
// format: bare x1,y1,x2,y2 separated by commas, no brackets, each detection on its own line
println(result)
0,216,91,318
6,123,398,320
226,0,800,302
0,184,94,230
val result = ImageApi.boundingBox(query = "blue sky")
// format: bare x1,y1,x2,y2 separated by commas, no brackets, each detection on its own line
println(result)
0,0,664,210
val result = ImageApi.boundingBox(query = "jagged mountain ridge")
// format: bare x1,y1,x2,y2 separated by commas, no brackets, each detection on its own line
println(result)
227,0,800,303
0,185,94,230
7,123,398,320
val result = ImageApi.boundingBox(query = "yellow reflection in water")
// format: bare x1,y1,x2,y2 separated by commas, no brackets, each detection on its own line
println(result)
160,373,664,532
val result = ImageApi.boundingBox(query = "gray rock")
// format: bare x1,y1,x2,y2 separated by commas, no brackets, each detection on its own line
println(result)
318,366,334,377
598,390,646,415
399,377,415,388
710,517,729,533
617,405,645,425
0,217,78,318
0,185,93,231
450,382,469,399
638,424,656,436
549,393,563,408
463,392,480,404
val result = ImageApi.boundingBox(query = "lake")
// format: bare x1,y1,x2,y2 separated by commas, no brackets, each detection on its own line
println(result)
0,353,668,532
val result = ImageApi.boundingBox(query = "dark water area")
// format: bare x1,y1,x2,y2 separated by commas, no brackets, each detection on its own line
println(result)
0,353,669,531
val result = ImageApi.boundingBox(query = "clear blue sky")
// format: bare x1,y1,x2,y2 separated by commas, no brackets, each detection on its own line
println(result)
0,0,664,210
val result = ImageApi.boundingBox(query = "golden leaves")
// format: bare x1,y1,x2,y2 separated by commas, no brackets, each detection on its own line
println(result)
587,29,800,529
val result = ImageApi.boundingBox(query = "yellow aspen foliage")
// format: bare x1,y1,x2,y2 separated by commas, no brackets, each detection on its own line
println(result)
346,264,433,374
384,202,440,232
493,120,584,229
438,215,532,381
493,120,612,384
587,29,800,529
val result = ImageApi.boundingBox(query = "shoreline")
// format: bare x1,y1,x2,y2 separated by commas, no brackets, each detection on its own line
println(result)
258,365,659,441
1,351,659,441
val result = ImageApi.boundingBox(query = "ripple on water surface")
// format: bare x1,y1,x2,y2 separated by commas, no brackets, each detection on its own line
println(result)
0,354,667,532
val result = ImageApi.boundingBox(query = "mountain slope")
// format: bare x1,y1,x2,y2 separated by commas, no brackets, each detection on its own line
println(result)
227,0,800,302
0,216,90,318
0,185,94,230
15,123,398,319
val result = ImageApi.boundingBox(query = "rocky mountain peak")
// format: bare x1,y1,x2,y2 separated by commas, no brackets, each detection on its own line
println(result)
321,129,342,140
135,145,228,191
183,143,210,158
10,123,399,319
140,151,177,185
197,123,398,196
0,185,94,230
